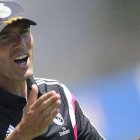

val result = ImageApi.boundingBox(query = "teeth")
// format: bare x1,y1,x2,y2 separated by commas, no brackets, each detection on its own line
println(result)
15,54,27,60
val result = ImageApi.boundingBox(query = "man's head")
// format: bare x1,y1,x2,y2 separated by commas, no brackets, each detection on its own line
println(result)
0,1,36,82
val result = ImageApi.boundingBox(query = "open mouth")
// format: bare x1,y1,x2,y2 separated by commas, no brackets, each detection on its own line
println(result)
14,54,28,66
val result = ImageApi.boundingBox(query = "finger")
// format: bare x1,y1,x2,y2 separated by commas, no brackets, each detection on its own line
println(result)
36,93,60,115
45,108,60,123
41,93,60,109
39,98,61,118
33,90,57,108
39,108,60,127
28,84,38,106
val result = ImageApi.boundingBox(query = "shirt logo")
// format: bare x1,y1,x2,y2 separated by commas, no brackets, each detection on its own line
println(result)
0,3,11,18
59,127,70,136
6,125,15,137
53,113,64,125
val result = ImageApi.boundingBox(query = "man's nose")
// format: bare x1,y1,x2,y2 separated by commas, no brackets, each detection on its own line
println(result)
13,34,27,50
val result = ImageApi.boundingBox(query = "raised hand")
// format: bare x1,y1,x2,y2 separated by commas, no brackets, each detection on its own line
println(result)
5,84,61,140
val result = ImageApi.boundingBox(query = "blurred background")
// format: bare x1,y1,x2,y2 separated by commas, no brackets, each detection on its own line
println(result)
5,0,140,139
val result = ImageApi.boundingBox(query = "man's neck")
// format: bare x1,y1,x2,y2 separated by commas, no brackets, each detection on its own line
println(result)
0,78,28,99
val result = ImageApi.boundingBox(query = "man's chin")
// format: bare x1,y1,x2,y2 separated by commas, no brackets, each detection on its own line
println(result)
24,74,33,80
24,72,33,80
17,71,33,81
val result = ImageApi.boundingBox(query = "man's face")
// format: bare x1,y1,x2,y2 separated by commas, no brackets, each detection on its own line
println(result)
0,21,34,81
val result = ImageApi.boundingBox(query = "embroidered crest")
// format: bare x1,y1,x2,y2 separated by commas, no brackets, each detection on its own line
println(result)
53,113,64,125
0,3,11,18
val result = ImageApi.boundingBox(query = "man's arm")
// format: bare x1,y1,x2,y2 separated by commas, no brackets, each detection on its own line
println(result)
5,84,61,140
60,83,105,140
75,100,105,140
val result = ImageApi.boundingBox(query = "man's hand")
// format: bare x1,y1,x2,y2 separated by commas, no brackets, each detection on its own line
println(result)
5,84,61,140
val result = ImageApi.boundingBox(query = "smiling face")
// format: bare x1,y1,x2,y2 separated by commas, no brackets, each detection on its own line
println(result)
0,21,34,81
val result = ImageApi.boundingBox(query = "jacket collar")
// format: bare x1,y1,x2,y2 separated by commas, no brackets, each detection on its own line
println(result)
0,76,39,110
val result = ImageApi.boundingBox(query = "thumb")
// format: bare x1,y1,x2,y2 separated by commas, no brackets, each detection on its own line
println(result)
27,84,38,106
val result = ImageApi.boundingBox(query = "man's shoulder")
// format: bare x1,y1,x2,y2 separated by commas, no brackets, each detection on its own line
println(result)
33,77,66,95
33,77,72,102
34,77,63,86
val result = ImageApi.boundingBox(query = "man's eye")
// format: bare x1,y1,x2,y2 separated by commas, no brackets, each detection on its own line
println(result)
0,34,10,40
20,29,29,34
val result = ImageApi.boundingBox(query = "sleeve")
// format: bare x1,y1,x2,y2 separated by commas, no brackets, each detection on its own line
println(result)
75,100,105,140
61,83,105,140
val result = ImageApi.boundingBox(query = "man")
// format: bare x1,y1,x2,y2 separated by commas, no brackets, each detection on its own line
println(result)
0,1,105,140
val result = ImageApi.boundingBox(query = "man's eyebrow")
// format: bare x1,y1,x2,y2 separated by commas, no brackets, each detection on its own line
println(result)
0,31,10,36
0,24,30,36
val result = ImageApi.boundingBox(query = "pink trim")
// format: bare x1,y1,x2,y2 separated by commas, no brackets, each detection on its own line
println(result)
74,124,78,140
71,93,77,140
71,93,76,113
